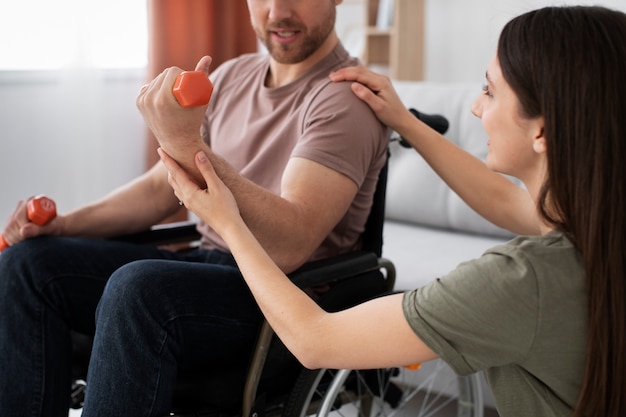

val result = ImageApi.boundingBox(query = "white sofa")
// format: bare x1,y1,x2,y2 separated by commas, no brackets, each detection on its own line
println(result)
383,81,514,292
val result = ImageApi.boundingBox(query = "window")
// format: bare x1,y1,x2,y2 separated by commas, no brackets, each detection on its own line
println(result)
0,1,147,70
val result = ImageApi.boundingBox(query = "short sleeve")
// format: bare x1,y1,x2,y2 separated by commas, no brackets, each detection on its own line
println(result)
402,245,540,375
292,80,388,188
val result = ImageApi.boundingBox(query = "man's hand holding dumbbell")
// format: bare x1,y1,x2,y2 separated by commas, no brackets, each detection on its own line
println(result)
0,196,57,252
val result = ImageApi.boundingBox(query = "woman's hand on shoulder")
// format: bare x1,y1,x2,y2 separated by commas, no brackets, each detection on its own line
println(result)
330,66,413,132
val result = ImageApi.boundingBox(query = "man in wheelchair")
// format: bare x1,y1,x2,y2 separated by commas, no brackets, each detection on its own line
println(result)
0,1,388,416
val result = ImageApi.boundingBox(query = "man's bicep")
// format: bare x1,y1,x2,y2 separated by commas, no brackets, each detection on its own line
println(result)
280,157,358,245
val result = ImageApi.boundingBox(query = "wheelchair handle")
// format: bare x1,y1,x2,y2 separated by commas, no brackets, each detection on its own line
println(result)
172,71,214,108
0,195,57,252
398,108,450,148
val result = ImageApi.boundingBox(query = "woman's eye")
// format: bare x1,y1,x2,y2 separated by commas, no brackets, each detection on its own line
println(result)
481,84,492,97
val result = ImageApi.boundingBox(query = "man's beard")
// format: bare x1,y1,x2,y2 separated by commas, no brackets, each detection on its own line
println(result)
257,13,335,64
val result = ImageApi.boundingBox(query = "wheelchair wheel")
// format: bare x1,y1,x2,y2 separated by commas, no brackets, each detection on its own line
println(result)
282,359,483,417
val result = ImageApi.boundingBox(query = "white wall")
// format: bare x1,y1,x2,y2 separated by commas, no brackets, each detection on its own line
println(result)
0,70,146,223
338,0,626,83
2,0,626,224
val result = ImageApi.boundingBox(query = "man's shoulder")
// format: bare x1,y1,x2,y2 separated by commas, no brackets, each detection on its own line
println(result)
307,69,378,123
302,67,374,116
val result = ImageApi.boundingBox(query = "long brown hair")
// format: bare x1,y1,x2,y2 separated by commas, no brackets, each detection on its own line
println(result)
497,6,626,417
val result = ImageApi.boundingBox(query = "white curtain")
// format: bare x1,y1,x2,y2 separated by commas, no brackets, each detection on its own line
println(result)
0,1,148,222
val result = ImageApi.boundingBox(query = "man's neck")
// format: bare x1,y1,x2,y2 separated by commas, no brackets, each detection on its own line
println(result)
266,33,339,88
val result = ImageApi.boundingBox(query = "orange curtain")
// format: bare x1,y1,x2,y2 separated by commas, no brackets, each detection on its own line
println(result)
145,0,257,221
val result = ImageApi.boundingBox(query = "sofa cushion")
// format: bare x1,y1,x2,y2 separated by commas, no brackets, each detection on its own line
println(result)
385,81,515,239
383,220,509,291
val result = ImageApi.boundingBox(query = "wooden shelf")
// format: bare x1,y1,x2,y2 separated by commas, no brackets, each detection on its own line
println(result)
364,27,393,36
362,0,424,80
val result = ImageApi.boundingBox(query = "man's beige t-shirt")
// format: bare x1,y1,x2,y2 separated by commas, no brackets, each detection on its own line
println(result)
198,43,388,261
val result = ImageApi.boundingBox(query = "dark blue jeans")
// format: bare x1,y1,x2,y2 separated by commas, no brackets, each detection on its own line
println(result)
0,236,263,417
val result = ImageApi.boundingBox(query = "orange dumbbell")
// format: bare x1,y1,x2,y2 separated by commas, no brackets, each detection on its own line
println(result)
0,195,57,252
172,71,214,108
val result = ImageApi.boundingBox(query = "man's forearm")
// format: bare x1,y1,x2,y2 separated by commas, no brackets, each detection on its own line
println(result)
159,140,210,188
62,163,179,238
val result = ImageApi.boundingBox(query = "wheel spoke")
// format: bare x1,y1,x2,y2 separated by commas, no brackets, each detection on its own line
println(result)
283,361,483,417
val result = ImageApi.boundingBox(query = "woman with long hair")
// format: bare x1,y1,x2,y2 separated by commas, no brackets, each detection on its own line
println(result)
159,6,625,417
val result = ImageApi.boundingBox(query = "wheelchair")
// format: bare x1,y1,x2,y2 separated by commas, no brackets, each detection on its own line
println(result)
69,109,485,417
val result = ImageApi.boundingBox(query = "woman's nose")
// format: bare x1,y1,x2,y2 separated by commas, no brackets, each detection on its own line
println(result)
471,96,482,118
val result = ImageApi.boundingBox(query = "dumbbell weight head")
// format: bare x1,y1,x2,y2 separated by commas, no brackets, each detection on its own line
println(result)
27,195,57,226
172,71,214,108
0,195,57,252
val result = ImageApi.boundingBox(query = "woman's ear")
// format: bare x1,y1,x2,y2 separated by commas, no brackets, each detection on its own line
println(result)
532,118,547,154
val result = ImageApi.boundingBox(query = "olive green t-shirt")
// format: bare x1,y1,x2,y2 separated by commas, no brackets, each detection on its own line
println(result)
403,232,586,417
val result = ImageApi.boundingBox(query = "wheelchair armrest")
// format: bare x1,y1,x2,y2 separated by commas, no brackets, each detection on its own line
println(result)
111,222,395,291
113,221,201,246
288,251,382,289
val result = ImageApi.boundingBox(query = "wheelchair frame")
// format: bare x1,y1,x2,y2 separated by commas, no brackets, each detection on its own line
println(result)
69,110,485,417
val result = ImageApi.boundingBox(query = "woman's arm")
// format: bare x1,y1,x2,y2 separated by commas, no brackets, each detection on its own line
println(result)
330,67,540,235
159,149,438,370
